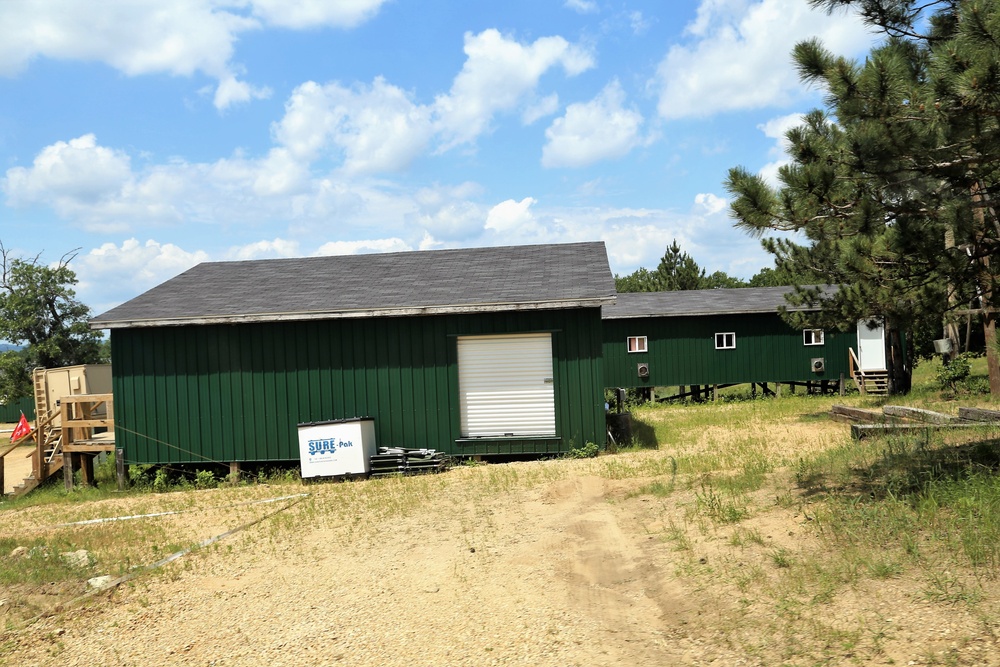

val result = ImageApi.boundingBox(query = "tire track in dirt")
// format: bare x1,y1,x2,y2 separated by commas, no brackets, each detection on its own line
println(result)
517,475,707,665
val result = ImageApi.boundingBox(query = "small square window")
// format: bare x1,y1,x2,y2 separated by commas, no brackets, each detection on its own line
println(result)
627,335,647,353
803,329,825,346
715,332,736,350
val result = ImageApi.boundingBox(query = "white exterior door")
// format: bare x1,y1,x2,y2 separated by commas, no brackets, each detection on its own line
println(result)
857,319,887,371
458,333,556,438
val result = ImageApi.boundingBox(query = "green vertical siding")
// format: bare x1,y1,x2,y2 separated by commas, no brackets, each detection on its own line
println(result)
603,313,856,388
111,308,605,464
0,397,35,422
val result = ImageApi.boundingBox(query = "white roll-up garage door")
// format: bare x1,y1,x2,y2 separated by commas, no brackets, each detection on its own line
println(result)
458,333,556,438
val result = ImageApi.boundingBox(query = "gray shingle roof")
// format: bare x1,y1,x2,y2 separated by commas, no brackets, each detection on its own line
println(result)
92,242,616,329
602,286,834,319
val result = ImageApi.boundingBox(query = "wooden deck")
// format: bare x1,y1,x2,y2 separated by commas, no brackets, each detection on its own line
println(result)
3,393,123,498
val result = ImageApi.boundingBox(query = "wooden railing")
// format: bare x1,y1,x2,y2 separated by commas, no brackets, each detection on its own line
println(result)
61,393,114,452
60,394,118,490
849,348,867,395
30,406,62,485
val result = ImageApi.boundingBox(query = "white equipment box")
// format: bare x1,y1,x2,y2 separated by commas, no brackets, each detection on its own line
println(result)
298,418,377,478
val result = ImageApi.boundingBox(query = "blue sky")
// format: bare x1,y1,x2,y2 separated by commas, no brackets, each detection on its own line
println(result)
0,0,877,315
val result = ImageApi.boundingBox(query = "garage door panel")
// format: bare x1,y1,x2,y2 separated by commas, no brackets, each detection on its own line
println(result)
458,333,556,438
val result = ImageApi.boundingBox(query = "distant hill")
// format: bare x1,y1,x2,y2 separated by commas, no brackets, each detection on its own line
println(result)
0,343,21,353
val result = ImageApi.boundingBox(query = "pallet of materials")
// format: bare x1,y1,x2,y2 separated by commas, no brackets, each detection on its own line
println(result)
369,447,448,477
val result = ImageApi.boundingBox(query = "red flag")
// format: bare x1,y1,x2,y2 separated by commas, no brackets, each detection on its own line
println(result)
10,413,31,442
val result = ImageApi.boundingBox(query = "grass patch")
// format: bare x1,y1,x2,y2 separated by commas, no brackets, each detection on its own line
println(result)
695,483,751,524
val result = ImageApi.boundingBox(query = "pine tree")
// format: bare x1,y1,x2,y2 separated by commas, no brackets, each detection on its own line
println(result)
614,240,747,292
726,0,1000,394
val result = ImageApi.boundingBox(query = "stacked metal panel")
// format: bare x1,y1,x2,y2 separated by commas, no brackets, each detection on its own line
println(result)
369,447,449,477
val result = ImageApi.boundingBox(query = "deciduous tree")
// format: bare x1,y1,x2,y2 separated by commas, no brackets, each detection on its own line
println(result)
0,245,105,402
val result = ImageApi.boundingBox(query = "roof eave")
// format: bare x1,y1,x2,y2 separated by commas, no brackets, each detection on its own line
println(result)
91,296,617,330
602,305,818,320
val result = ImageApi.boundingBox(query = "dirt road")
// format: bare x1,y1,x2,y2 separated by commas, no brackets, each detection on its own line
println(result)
2,455,999,666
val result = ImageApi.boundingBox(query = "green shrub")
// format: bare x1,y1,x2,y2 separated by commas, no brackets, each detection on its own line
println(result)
128,464,153,489
936,353,972,391
194,469,217,489
567,442,600,459
152,468,170,493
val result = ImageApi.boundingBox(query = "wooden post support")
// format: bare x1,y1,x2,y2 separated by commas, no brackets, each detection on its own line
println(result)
839,373,845,396
63,452,74,491
80,454,95,487
0,456,5,497
116,448,126,491
62,400,72,461
229,461,241,483
712,384,718,402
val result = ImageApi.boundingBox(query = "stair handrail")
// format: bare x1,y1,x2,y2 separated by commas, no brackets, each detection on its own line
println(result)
0,441,20,460
849,347,868,395
31,405,61,480
849,347,865,379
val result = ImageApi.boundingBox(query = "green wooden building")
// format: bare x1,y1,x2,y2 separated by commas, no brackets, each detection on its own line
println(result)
602,288,860,391
0,396,35,422
90,242,615,465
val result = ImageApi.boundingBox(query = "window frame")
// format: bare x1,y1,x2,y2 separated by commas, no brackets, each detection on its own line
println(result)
803,329,825,346
714,332,736,350
626,335,648,353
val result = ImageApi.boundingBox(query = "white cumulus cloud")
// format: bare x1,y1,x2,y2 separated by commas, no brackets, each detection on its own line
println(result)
407,182,486,241
756,112,805,187
228,238,302,260
564,0,599,14
522,93,560,125
693,192,727,215
250,0,388,29
652,0,874,119
434,29,595,151
78,238,210,313
3,134,132,206
315,238,413,255
485,197,540,235
542,81,647,168
0,0,388,110
274,78,434,175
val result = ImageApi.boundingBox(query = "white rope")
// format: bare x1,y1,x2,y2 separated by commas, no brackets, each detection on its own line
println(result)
52,493,310,527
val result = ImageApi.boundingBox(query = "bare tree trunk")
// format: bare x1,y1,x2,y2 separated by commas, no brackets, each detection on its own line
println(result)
943,226,961,361
886,326,911,394
986,312,1000,396
971,181,1000,395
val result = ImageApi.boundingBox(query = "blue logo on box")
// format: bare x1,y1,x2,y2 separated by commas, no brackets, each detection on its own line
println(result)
307,438,354,455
